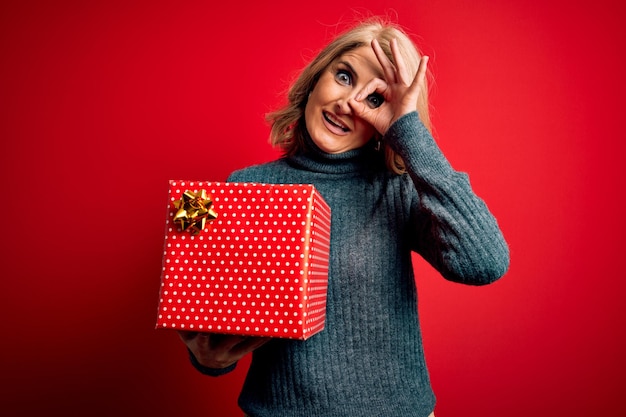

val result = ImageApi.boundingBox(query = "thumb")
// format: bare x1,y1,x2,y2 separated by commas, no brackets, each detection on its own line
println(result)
349,98,388,135
349,99,379,129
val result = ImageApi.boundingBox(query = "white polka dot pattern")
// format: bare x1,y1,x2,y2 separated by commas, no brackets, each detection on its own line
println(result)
156,180,331,340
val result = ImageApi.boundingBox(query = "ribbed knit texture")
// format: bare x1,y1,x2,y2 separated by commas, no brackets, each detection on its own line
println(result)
194,112,510,416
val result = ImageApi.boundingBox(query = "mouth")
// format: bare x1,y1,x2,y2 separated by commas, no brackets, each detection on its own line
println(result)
323,111,350,133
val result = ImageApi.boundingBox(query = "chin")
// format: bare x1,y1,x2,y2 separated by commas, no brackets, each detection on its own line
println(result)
316,139,343,154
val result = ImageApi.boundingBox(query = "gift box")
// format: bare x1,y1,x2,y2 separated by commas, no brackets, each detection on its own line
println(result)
155,180,331,340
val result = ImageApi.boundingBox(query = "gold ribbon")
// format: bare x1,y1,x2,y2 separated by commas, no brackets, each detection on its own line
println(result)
172,189,218,235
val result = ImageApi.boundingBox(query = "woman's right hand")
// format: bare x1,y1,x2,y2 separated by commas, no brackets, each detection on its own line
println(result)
350,38,429,136
178,331,270,369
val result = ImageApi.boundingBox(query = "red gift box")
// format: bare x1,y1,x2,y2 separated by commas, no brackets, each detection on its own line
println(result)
156,180,331,340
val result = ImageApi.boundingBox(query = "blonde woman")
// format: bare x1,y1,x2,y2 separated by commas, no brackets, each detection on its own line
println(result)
179,18,509,417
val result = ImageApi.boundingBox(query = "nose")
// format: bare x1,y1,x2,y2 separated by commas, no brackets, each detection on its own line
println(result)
335,94,354,115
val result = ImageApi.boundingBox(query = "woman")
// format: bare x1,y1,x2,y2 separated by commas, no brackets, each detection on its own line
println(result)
178,18,510,417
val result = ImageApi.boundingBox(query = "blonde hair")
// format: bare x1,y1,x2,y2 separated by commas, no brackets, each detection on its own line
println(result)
266,18,433,174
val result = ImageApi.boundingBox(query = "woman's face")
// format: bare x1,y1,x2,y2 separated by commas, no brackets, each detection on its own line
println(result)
304,46,384,154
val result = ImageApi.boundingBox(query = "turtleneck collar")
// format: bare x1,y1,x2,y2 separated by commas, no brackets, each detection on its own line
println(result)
287,132,385,175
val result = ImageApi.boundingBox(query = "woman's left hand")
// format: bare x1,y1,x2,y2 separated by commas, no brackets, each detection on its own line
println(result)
349,38,428,136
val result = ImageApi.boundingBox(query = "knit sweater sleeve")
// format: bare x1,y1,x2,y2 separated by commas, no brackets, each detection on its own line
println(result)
385,111,510,285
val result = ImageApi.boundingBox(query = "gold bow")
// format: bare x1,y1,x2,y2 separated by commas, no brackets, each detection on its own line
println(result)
172,189,218,235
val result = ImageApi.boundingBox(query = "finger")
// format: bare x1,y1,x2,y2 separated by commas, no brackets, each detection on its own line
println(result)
371,39,397,84
211,334,248,350
390,38,411,86
348,96,368,119
230,337,271,357
348,97,388,136
409,55,429,93
354,77,388,102
177,330,199,342
348,95,377,123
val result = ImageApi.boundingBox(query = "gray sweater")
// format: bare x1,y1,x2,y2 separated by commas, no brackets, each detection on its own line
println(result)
191,112,510,416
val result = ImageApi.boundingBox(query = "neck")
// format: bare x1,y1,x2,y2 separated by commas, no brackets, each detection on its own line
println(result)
287,133,385,175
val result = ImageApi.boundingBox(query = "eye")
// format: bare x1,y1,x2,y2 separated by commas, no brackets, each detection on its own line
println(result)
335,69,352,85
366,92,384,109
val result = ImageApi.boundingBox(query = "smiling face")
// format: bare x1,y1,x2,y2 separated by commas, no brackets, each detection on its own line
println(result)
304,46,384,154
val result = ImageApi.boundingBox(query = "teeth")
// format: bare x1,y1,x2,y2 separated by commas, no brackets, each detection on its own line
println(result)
324,112,348,131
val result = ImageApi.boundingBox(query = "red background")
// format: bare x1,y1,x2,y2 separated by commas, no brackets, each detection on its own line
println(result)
1,1,624,416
